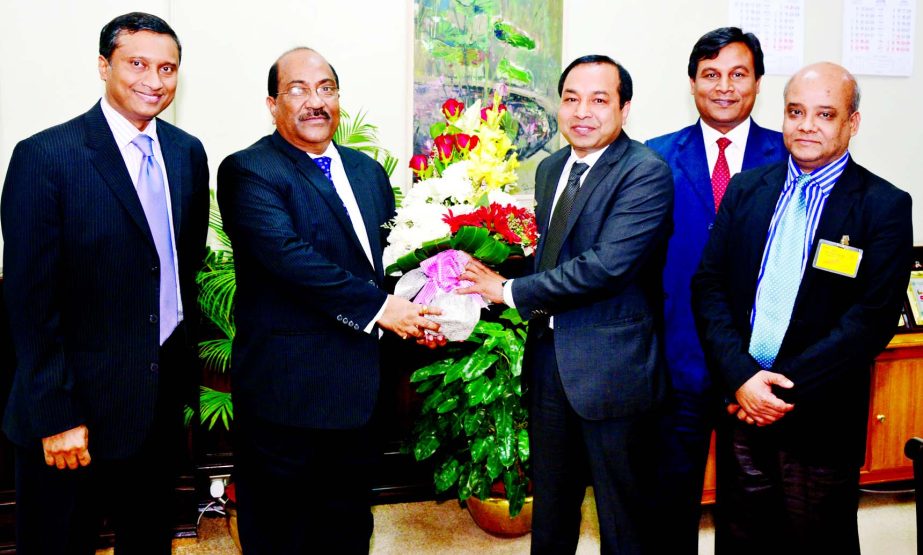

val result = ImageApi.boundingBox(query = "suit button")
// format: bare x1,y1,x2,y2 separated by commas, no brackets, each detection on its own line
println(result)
149,314,159,323
368,280,375,285
150,363,159,372
151,265,159,274
336,315,343,322
353,324,360,330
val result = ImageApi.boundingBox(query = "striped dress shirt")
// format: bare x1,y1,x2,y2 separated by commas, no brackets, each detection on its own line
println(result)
749,152,850,328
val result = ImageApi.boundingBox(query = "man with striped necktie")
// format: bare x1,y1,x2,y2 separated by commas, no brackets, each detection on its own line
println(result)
692,62,912,553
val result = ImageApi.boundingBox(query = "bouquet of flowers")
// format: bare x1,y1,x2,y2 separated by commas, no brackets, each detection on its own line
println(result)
388,92,536,518
386,92,537,341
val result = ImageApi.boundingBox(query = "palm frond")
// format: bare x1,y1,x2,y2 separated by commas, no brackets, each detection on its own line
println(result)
199,337,233,373
208,196,232,249
200,386,234,431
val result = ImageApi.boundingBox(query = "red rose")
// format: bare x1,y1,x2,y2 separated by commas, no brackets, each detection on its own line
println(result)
441,98,465,121
434,134,456,161
480,103,509,121
409,154,429,180
454,133,480,152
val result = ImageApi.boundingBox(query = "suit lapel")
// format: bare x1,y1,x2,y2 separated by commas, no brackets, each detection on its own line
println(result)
157,121,184,239
564,132,630,240
84,103,156,250
675,124,716,214
270,133,370,270
337,144,382,275
742,122,783,170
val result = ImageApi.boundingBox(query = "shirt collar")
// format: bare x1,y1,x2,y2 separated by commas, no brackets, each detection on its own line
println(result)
306,142,340,163
700,117,751,149
567,143,609,169
785,151,850,194
100,96,158,148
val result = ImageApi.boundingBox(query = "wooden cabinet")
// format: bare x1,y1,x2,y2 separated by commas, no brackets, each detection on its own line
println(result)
862,333,923,483
701,332,923,502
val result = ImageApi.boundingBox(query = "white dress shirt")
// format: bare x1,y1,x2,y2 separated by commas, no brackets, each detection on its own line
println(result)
100,96,184,324
701,117,751,178
307,144,386,334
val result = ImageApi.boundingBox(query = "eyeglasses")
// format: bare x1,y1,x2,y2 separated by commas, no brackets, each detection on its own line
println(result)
277,85,339,99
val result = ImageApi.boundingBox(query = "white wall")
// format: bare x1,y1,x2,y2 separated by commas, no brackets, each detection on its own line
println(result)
1,0,921,260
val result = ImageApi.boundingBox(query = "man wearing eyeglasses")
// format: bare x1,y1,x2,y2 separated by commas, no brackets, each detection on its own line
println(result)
217,47,440,553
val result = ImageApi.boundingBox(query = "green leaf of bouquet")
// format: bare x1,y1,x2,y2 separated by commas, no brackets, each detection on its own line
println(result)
410,359,453,382
414,433,440,461
504,471,526,517
464,375,489,406
462,353,497,381
470,436,493,462
435,458,460,492
421,389,446,413
497,58,533,85
500,307,523,325
430,122,447,139
485,450,502,480
472,238,510,264
450,226,488,252
492,21,536,49
436,396,459,414
517,429,530,461
463,409,485,436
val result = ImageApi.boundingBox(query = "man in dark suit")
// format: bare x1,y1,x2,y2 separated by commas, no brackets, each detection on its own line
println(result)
461,55,673,554
644,27,785,552
692,62,912,553
0,12,209,553
217,47,441,554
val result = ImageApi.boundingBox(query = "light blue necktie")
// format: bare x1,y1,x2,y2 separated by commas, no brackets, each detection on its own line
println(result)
132,134,178,344
748,173,812,368
313,156,333,181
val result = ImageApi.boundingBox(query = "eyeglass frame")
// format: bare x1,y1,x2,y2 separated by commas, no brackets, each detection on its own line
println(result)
276,84,340,100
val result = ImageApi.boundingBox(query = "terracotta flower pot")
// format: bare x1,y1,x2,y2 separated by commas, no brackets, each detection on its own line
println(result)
466,494,533,537
226,507,242,552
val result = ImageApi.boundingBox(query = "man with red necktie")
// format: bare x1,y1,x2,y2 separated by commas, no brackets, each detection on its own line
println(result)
645,26,785,553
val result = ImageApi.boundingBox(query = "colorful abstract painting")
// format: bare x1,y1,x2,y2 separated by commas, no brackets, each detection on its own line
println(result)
414,0,563,193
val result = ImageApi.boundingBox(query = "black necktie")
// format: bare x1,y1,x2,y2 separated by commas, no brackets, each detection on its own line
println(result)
539,162,589,271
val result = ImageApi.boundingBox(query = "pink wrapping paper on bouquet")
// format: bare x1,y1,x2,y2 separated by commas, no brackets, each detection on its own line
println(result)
393,250,488,341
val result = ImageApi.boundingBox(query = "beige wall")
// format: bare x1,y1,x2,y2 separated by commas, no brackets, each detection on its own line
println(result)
1,0,920,257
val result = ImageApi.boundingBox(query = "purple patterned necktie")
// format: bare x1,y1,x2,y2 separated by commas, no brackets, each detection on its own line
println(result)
313,156,333,181
132,134,178,344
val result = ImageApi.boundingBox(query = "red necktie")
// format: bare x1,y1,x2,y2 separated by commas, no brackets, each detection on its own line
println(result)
711,137,732,211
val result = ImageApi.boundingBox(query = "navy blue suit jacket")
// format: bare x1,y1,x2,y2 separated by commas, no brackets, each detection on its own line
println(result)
1,102,210,458
217,133,393,430
646,120,785,395
512,132,674,420
692,159,912,463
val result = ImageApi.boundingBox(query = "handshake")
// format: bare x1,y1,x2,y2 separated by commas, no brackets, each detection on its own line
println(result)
378,295,447,349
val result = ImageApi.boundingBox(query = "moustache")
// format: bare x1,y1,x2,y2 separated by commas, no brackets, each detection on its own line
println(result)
298,108,330,121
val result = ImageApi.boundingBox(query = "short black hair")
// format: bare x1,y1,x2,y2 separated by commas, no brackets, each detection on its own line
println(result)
99,12,181,63
687,27,764,79
557,55,633,108
268,47,340,97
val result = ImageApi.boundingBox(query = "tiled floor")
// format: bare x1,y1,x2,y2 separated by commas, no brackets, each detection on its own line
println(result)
99,488,917,554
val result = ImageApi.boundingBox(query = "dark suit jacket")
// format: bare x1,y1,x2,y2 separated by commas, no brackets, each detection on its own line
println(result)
692,159,913,464
512,132,674,420
646,120,785,394
217,132,393,430
1,102,210,459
